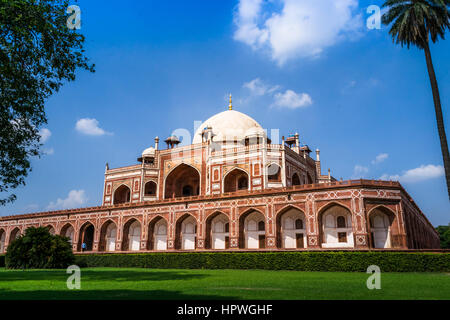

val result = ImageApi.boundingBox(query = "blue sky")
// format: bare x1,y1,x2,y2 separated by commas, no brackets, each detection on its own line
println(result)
1,0,449,226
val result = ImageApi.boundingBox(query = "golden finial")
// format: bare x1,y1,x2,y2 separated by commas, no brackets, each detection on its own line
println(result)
228,94,233,110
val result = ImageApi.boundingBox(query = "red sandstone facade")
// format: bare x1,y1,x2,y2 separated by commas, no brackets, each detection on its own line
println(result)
0,106,441,253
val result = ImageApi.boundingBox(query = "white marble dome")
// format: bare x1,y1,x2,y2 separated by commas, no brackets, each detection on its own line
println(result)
142,146,155,157
192,109,264,144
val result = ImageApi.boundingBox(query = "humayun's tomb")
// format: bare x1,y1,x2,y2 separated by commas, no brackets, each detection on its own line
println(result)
0,97,441,253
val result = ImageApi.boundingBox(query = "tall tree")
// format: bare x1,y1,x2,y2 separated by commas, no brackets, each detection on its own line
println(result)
0,0,94,205
382,0,450,199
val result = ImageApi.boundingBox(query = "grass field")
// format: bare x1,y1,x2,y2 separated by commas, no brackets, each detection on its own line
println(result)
0,268,448,300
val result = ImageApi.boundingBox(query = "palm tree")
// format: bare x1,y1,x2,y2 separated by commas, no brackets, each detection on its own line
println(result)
382,0,450,199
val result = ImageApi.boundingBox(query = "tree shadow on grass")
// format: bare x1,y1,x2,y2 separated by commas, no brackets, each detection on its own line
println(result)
0,289,238,300
0,269,208,282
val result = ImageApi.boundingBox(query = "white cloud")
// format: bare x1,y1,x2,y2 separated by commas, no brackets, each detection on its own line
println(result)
39,128,51,143
75,118,111,136
43,148,54,155
233,0,363,65
380,165,444,183
372,153,389,164
352,165,369,178
47,190,88,210
272,90,312,109
243,78,280,96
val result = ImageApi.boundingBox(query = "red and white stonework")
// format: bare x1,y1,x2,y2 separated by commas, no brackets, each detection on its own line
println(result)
0,105,440,253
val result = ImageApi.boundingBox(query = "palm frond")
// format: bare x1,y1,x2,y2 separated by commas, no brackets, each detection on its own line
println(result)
382,0,450,48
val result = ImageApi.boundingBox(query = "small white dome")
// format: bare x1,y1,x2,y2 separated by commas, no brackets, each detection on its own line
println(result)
142,147,155,157
193,110,264,144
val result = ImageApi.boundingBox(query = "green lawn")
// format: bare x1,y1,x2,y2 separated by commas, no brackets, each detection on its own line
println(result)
0,267,448,300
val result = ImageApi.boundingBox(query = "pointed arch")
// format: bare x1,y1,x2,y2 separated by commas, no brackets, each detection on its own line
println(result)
319,203,354,248
0,228,6,253
122,218,141,251
205,211,230,249
223,167,249,193
238,209,265,249
275,205,307,249
367,205,396,249
9,227,21,245
148,215,168,250
144,181,157,197
99,220,117,252
113,184,131,205
78,221,95,251
175,213,197,250
267,163,281,182
60,223,75,245
44,224,56,235
292,172,301,186
164,163,201,199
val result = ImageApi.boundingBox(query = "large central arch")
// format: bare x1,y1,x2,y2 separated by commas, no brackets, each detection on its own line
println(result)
164,164,200,199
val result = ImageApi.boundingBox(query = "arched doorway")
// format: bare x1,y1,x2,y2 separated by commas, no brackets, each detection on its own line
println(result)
0,229,6,253
9,227,21,245
122,219,141,251
175,215,197,250
277,207,307,249
239,210,265,249
320,204,354,248
60,224,75,245
78,222,95,251
292,173,300,186
114,185,131,205
224,168,249,193
369,208,393,248
148,217,168,251
99,221,117,252
45,225,55,235
268,164,281,183
144,181,157,197
206,213,230,249
164,164,200,199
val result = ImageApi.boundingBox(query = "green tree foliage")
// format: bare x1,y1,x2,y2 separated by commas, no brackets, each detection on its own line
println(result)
436,225,450,248
382,0,450,198
0,0,94,205
5,226,74,269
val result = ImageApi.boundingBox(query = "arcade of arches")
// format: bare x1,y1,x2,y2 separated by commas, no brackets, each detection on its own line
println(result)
0,195,440,253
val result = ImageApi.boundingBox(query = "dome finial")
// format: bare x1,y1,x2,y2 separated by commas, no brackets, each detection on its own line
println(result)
228,93,233,110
